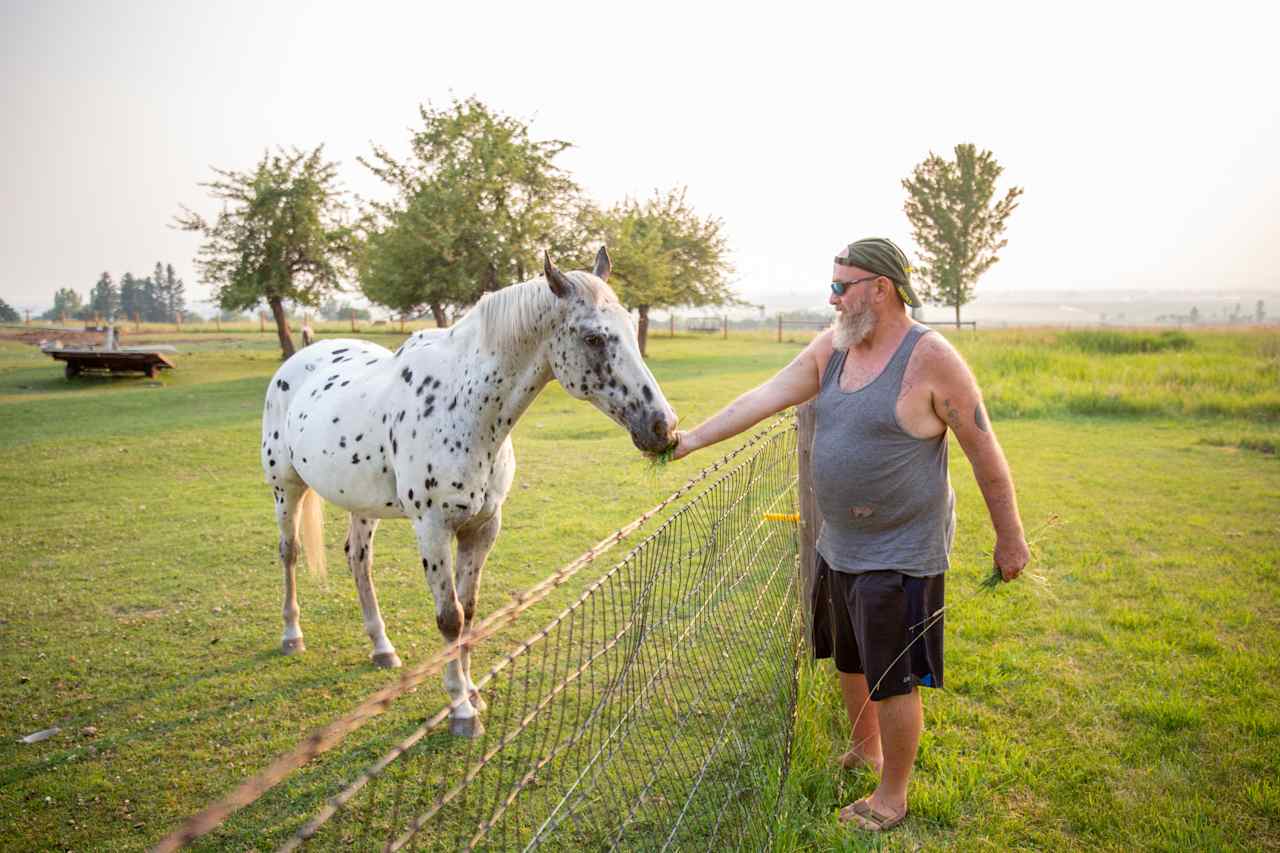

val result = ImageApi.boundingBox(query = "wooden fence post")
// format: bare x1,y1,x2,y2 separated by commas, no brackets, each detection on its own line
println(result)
796,401,822,654
260,312,266,333
777,315,783,343
722,315,728,339
670,314,675,337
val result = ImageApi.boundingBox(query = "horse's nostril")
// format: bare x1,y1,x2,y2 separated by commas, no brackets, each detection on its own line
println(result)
653,416,668,440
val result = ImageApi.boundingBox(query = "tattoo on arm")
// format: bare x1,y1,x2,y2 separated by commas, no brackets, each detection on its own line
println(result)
975,404,989,432
943,397,962,429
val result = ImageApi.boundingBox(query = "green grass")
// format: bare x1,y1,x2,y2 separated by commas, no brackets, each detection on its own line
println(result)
1,327,1279,850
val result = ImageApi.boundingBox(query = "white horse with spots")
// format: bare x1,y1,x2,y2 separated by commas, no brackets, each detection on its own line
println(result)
260,249,677,735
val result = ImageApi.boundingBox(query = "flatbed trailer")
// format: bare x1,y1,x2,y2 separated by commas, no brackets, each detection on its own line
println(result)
46,347,176,378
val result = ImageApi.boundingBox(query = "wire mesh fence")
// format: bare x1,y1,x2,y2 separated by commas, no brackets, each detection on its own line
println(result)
266,419,803,852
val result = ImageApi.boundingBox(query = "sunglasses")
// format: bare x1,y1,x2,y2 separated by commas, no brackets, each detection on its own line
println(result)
830,275,881,296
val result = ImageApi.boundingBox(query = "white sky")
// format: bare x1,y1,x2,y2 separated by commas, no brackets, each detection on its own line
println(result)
3,0,1279,316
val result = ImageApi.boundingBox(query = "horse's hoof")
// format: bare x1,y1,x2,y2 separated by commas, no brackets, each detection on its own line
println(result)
450,715,484,739
281,637,306,655
372,651,402,669
469,690,487,712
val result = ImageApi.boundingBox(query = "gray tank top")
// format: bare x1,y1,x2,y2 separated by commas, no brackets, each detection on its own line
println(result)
812,325,955,577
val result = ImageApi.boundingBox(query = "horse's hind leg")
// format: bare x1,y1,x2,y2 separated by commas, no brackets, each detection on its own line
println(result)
346,515,400,668
275,482,308,655
455,509,502,712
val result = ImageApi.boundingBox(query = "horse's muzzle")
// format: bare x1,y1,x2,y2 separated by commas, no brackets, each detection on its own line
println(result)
629,408,678,454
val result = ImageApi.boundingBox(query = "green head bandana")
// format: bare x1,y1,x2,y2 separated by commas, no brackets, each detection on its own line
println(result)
834,237,921,308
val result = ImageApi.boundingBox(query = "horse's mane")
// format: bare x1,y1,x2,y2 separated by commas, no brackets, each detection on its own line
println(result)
471,271,618,344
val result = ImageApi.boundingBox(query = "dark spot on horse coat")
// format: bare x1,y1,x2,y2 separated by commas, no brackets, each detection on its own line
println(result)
351,453,360,464
401,367,413,384
643,385,653,401
276,379,290,391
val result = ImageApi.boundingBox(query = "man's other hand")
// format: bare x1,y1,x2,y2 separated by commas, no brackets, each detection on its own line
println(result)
994,535,1030,581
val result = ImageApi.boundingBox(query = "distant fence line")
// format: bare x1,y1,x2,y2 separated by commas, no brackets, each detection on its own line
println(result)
158,415,804,852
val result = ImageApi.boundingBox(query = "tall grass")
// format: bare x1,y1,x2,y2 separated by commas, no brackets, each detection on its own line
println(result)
951,328,1280,423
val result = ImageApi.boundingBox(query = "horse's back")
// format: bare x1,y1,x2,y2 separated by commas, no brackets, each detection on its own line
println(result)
262,339,396,488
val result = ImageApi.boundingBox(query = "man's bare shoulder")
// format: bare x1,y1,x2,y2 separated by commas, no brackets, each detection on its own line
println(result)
807,328,837,374
907,328,970,376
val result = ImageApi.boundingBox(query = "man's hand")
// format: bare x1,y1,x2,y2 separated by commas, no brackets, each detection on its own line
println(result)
994,535,1030,582
669,430,695,461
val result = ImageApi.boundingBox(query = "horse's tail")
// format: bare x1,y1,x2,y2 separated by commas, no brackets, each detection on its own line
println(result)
299,488,327,578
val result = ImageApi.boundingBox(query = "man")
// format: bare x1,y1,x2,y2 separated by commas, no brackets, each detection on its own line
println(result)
670,237,1029,832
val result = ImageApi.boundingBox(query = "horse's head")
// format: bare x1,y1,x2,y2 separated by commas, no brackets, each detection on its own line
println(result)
543,249,678,454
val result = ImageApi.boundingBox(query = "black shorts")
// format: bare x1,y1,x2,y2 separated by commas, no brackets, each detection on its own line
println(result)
817,553,945,701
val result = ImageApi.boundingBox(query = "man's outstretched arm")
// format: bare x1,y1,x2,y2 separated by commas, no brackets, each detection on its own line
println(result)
920,336,1030,580
672,331,830,460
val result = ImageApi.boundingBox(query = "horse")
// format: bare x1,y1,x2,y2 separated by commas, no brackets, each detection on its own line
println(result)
260,249,677,736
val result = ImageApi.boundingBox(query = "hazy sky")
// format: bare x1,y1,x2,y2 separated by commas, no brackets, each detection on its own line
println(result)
3,0,1279,316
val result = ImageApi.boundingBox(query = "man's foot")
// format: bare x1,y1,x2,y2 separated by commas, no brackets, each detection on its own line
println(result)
839,795,907,832
837,748,883,774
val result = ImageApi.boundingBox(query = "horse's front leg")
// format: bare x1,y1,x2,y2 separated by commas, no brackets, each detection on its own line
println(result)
345,515,400,668
412,515,480,737
455,508,502,712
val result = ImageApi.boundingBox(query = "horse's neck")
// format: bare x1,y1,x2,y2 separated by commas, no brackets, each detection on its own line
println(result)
418,313,556,451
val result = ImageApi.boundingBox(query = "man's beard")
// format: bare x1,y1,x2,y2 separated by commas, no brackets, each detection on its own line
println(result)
832,304,877,349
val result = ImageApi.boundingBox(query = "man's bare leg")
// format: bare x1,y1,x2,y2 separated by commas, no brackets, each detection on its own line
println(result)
841,688,920,825
837,671,883,773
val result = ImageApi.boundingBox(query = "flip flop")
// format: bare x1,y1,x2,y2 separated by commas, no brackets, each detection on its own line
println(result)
839,798,908,832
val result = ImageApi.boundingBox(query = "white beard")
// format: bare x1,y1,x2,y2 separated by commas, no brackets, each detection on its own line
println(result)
832,304,877,349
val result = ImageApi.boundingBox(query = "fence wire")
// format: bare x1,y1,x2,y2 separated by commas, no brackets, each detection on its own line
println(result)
273,420,802,852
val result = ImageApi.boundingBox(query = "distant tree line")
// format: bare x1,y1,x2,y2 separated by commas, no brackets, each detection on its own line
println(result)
41,262,187,323
178,97,736,359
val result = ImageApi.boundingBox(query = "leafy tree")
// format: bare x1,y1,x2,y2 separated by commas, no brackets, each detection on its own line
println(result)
176,146,355,358
588,188,735,355
359,98,581,326
89,272,119,321
42,287,84,321
0,298,19,323
902,143,1023,324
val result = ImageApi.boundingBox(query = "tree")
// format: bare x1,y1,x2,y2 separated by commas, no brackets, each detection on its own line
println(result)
0,298,18,323
165,263,186,320
120,273,143,321
589,188,736,355
42,287,84,321
89,272,119,321
176,146,355,358
359,98,581,326
902,143,1023,324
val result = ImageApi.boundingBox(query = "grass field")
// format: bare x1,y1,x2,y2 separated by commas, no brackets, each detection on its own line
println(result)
1,325,1278,851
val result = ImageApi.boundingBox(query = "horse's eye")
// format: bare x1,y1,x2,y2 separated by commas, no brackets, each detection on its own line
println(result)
583,333,606,349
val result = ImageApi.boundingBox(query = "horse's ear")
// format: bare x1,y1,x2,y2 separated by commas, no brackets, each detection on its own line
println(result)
544,251,571,298
593,246,612,282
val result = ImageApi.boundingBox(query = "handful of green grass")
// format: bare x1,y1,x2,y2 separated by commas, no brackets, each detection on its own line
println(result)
645,442,678,470
979,565,1004,590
